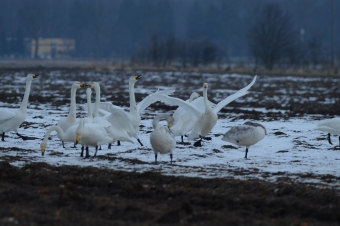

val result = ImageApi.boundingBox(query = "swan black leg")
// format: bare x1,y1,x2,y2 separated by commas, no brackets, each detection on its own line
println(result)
80,146,84,157
2,132,4,141
62,141,65,148
16,133,27,140
244,148,249,159
94,146,98,157
71,143,77,148
170,153,173,164
338,136,340,146
155,153,157,164
328,133,332,145
85,147,90,158
108,143,112,149
137,139,143,146
99,145,102,150
181,136,184,143
117,140,121,146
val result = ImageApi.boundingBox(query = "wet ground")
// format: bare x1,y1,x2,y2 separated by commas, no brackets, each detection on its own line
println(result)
0,68,340,225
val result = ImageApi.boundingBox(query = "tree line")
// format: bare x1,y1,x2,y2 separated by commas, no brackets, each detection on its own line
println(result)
0,0,338,70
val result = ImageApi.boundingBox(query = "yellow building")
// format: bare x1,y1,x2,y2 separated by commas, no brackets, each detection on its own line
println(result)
31,38,75,58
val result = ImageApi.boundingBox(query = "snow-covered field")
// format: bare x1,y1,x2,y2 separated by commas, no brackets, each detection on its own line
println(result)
1,71,339,190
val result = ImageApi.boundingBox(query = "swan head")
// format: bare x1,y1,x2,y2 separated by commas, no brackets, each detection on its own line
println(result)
40,142,46,156
189,92,200,102
203,83,208,89
130,74,141,83
72,81,85,89
87,82,99,90
27,73,39,80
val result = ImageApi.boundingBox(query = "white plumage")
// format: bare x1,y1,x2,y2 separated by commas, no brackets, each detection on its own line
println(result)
222,121,266,158
151,76,257,146
150,113,176,164
0,73,38,141
314,118,340,145
57,81,84,147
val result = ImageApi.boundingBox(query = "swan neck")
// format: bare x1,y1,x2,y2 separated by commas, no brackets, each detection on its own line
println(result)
86,91,92,118
43,126,66,143
68,86,77,118
19,78,33,111
93,86,100,117
152,113,171,129
203,87,210,109
129,80,137,112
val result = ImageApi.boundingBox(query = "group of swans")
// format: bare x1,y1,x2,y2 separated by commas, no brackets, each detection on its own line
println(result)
0,73,38,141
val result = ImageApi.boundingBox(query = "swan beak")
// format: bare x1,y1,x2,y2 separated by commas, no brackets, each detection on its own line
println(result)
41,147,45,156
75,135,80,145
87,83,93,87
134,74,141,80
203,83,208,88
79,82,85,87
168,123,173,129
32,74,39,78
198,93,201,97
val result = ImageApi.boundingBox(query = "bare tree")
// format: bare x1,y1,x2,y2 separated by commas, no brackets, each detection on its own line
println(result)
249,3,297,70
307,33,324,68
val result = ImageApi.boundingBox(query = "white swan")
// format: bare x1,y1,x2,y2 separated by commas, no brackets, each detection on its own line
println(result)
222,121,266,158
98,75,175,146
0,73,38,141
85,85,133,147
150,113,176,164
314,118,340,145
75,118,113,158
40,125,78,156
57,81,84,147
151,76,257,146
171,92,201,142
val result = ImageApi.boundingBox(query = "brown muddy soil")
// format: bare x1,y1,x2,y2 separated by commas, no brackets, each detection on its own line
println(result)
0,161,339,226
1,68,340,225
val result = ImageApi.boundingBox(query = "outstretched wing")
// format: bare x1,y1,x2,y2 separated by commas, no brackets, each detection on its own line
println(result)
151,93,202,118
136,89,176,114
213,75,257,114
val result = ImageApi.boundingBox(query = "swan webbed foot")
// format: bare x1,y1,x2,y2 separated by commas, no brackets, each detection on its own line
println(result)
108,143,112,149
328,133,333,145
16,133,27,141
1,132,5,141
193,139,202,147
203,137,212,141
117,140,121,146
137,139,143,146
244,148,249,159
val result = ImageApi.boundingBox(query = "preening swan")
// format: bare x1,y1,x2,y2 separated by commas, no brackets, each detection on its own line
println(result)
57,81,84,147
0,73,38,141
150,113,176,164
171,92,201,142
98,75,175,146
40,125,79,156
151,76,257,147
75,118,112,158
314,118,340,146
222,121,266,159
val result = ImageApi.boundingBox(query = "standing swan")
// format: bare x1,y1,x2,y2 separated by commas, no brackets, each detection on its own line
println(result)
99,75,175,146
171,92,201,142
314,118,340,146
150,113,176,164
151,76,257,146
75,118,112,158
222,121,266,159
57,81,84,147
0,73,38,141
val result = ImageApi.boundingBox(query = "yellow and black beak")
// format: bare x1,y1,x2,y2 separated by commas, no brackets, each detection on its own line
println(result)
204,83,208,88
41,147,45,156
32,74,39,78
75,135,81,145
87,83,93,88
134,74,141,80
80,82,85,87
